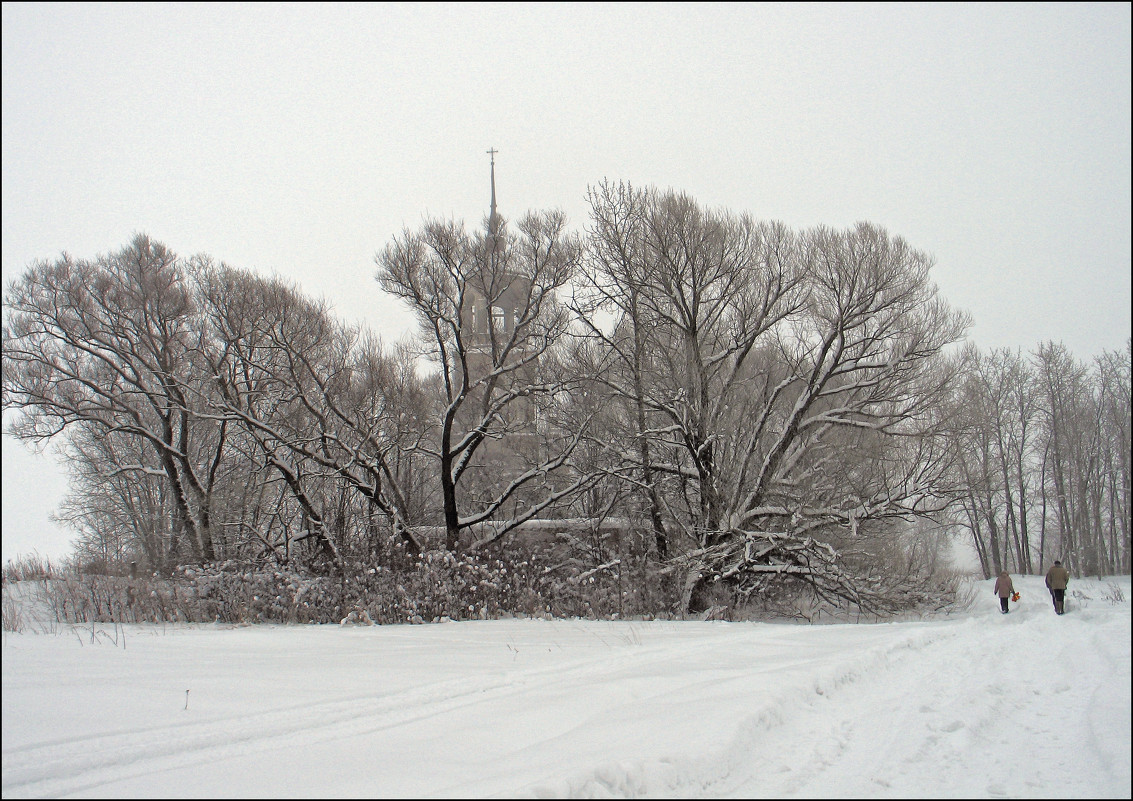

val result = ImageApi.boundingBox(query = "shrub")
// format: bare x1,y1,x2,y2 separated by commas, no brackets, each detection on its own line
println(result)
3,593,23,632
1101,582,1126,605
38,549,568,625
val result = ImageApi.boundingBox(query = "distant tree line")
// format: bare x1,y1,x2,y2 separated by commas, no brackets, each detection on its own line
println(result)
3,184,1129,617
949,340,1130,579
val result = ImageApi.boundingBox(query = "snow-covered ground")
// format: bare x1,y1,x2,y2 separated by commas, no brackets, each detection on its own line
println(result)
2,574,1129,799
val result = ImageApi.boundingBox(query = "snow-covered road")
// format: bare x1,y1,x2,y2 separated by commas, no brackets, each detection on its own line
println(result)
2,574,1129,798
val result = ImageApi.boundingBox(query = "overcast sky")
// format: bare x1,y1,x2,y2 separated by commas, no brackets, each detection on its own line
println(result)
3,2,1130,564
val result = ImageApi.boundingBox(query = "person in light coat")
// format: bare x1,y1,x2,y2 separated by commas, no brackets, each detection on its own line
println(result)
1045,560,1070,615
993,570,1015,614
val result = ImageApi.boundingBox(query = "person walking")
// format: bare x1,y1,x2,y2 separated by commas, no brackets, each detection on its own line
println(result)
1045,560,1070,615
993,570,1015,614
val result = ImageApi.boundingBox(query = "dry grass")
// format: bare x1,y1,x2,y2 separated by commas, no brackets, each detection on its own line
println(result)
3,552,59,583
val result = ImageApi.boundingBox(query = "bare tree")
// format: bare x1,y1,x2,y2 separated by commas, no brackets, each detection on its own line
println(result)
3,236,228,564
377,210,592,551
949,339,1130,579
950,346,1041,576
578,187,970,610
1094,341,1131,573
576,182,807,557
52,427,175,571
1033,342,1094,574
1032,340,1131,576
698,222,968,609
198,264,428,566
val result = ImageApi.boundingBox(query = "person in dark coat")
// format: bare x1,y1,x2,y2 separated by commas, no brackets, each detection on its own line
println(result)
993,570,1015,614
1045,560,1070,615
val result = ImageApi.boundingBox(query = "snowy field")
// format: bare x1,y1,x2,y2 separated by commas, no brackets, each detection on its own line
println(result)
2,574,1129,799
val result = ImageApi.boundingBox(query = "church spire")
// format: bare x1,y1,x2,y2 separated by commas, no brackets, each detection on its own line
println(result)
487,147,499,237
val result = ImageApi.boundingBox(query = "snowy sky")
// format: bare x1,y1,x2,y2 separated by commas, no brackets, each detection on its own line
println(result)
2,574,1130,797
2,3,1130,564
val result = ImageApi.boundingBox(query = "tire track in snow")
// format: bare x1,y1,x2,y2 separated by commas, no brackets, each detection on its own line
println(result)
2,643,616,798
2,627,734,799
